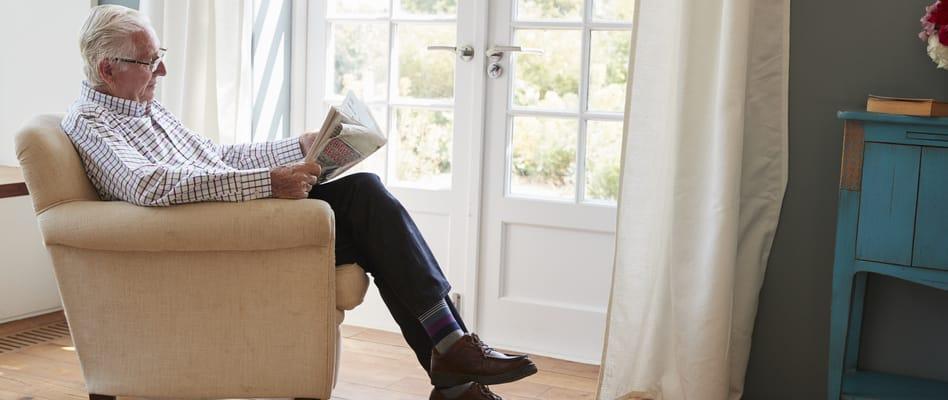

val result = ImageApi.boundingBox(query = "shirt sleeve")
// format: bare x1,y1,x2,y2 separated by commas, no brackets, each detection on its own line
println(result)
65,113,274,207
217,137,304,170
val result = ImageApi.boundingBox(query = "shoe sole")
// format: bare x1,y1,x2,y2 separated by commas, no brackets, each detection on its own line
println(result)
430,363,539,387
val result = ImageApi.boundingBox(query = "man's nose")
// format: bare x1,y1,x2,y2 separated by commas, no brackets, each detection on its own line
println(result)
154,60,167,76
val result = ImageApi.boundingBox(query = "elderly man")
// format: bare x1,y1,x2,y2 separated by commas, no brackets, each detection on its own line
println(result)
62,5,535,400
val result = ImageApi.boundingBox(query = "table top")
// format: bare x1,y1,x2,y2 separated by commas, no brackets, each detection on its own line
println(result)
0,166,28,199
838,111,948,127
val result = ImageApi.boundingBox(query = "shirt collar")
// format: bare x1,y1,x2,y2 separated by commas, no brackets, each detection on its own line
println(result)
80,81,150,118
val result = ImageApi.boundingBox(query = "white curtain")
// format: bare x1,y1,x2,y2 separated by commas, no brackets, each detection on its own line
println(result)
140,0,253,145
597,0,789,399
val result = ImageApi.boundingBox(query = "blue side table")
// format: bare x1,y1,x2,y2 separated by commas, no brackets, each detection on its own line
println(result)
829,112,948,399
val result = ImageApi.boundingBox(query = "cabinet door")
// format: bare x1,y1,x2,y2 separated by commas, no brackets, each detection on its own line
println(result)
856,143,920,266
913,146,948,270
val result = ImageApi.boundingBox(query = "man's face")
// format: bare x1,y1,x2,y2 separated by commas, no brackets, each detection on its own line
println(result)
103,30,166,102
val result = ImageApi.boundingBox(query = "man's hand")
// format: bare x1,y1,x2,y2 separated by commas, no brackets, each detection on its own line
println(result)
299,132,319,156
271,162,321,199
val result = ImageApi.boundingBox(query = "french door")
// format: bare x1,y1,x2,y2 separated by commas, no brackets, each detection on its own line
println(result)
303,0,486,331
477,0,632,363
303,0,631,363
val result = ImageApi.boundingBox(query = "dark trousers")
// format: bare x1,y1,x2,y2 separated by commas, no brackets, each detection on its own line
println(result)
308,172,468,372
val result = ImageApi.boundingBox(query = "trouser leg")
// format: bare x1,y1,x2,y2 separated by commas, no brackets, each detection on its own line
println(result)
308,173,464,368
375,277,467,372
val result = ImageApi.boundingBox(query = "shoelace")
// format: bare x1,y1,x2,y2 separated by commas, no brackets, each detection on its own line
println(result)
470,334,495,357
477,384,502,400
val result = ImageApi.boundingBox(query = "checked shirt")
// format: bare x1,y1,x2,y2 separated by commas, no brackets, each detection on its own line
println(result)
62,82,302,207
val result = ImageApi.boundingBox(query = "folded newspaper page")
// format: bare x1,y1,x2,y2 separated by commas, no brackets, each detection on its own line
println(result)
304,92,386,183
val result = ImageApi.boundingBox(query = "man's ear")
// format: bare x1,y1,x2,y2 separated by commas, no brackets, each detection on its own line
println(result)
97,59,114,86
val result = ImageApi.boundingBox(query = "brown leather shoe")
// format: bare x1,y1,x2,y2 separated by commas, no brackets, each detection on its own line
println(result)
429,383,503,400
430,333,537,387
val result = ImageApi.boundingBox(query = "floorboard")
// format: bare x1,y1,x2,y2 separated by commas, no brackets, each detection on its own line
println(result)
0,313,603,400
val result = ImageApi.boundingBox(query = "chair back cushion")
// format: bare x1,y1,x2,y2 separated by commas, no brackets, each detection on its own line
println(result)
15,114,99,214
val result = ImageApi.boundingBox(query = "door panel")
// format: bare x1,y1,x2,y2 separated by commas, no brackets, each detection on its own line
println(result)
478,0,630,363
501,223,614,310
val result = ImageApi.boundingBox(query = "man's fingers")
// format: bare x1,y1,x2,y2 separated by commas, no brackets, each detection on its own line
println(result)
302,162,321,175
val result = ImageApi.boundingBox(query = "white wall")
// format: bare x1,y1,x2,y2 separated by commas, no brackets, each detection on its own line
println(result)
0,197,61,323
0,0,91,165
0,1,92,322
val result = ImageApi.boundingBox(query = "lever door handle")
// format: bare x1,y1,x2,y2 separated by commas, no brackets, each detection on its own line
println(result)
486,46,544,61
427,45,475,62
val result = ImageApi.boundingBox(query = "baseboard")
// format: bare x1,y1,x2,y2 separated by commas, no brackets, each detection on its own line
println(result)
0,307,64,328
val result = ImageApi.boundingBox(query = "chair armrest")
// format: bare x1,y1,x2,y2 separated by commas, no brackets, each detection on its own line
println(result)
38,199,334,252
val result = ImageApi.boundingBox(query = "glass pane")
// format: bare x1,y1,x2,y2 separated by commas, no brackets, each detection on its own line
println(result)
329,0,389,16
588,30,632,112
399,0,457,16
517,0,582,20
397,24,456,100
510,116,577,199
330,23,389,101
392,107,453,188
512,29,582,111
594,0,634,22
585,121,622,203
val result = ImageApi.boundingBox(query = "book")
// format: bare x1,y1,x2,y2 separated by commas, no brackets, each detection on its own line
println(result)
304,92,387,183
866,95,948,117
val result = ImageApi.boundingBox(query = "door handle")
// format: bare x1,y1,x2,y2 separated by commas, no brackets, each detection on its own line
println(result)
427,45,475,62
485,45,544,79
486,46,544,61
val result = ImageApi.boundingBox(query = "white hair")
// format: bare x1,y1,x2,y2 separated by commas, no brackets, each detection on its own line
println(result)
79,5,154,88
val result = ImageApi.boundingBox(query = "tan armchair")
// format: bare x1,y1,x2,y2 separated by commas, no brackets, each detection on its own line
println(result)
14,114,369,400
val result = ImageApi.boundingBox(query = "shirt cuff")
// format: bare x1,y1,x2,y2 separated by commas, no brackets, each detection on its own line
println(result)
270,137,305,165
237,168,273,201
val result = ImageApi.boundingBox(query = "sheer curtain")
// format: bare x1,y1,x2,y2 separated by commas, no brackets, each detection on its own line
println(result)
140,0,253,145
597,0,789,399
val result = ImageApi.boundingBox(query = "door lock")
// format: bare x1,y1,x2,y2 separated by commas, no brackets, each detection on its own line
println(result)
485,45,544,79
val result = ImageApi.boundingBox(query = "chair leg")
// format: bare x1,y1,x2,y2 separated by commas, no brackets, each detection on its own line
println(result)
89,395,115,400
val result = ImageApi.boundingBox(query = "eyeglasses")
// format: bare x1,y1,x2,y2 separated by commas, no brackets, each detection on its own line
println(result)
113,48,166,72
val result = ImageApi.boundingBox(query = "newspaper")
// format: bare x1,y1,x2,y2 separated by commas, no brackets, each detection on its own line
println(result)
304,92,387,183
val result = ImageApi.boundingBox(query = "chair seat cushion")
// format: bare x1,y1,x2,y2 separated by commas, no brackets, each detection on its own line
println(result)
335,263,369,311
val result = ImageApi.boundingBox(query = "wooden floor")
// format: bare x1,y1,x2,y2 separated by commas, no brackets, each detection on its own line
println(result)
0,313,599,400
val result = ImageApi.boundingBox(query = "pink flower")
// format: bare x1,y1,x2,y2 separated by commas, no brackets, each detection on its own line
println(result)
922,1,945,41
930,1,948,25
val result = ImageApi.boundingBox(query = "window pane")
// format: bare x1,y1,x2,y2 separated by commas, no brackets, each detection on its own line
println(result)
585,121,622,203
512,29,582,111
397,24,456,100
516,0,582,20
399,0,457,16
588,30,631,112
330,23,389,101
594,0,634,22
510,116,577,199
329,0,389,16
392,107,453,188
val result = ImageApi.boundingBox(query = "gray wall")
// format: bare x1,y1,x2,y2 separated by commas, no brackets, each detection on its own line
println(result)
744,1,948,399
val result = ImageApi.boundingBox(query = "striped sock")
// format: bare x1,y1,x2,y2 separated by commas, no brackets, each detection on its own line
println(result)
418,299,465,354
